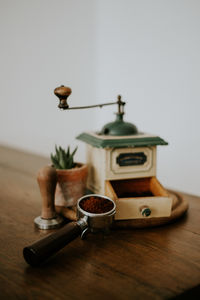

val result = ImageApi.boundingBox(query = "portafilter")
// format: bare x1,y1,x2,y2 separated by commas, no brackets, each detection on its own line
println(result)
23,194,116,266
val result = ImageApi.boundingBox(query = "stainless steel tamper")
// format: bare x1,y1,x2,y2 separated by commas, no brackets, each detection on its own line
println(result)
23,194,116,266
34,165,64,229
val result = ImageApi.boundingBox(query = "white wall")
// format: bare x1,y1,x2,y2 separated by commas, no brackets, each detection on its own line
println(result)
0,0,96,162
1,0,200,195
94,0,200,196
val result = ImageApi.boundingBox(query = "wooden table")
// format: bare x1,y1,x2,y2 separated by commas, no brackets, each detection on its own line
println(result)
0,145,200,299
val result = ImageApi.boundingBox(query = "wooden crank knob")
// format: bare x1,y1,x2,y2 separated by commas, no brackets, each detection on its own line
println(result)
54,85,72,109
34,166,64,229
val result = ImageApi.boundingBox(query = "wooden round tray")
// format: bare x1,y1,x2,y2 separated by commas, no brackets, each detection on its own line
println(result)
114,191,188,229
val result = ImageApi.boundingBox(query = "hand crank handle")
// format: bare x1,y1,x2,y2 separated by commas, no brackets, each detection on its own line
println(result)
23,219,87,266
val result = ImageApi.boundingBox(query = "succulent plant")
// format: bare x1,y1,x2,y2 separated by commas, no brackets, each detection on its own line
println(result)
51,145,78,169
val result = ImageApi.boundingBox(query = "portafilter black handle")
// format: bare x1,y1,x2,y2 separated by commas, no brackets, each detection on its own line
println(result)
23,219,87,266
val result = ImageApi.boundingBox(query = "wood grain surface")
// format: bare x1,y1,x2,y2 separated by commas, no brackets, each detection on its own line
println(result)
0,145,200,299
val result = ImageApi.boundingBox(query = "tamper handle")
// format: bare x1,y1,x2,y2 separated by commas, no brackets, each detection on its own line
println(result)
37,166,57,219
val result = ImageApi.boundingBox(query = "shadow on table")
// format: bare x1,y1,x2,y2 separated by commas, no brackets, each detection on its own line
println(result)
171,284,200,299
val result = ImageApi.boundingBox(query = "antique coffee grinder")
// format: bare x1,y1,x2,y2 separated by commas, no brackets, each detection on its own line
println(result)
54,85,172,222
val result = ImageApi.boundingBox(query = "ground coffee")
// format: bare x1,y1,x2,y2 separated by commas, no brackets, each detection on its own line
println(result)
80,196,114,214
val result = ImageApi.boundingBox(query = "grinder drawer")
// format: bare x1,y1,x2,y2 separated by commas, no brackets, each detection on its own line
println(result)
105,177,172,220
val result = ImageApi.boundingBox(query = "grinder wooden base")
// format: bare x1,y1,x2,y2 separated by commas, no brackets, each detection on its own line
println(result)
114,190,188,228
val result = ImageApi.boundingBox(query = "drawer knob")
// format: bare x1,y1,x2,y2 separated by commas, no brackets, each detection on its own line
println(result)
140,206,151,217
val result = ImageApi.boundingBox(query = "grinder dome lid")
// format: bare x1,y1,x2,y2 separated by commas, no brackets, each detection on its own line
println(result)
100,113,138,136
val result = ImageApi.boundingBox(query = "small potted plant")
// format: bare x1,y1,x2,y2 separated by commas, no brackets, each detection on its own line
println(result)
51,145,88,219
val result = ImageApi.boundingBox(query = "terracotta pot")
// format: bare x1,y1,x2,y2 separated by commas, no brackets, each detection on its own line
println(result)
55,163,88,208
